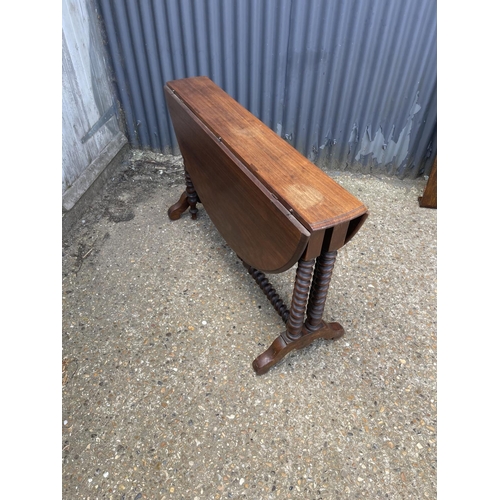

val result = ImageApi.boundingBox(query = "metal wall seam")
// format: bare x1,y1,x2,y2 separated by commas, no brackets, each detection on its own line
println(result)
97,0,436,177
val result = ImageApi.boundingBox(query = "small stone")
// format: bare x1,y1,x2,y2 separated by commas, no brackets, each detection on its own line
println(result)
103,472,109,478
239,478,244,485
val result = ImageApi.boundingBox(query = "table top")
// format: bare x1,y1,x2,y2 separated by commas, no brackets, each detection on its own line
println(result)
167,76,367,233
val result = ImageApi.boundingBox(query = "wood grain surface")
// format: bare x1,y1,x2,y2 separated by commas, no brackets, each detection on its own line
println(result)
167,77,368,232
165,87,310,273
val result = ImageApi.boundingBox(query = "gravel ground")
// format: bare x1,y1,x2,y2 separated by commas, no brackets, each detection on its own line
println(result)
62,149,436,499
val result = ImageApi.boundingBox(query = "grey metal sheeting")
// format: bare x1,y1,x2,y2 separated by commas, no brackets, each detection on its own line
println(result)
99,0,436,178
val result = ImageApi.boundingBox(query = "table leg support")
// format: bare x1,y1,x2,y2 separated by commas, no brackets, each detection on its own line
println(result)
167,191,189,220
252,251,344,375
243,262,290,324
252,321,345,375
167,167,200,220
284,258,315,340
305,250,337,331
185,169,199,220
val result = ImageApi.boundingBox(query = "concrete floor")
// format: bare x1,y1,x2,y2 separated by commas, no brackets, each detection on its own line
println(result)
62,149,436,499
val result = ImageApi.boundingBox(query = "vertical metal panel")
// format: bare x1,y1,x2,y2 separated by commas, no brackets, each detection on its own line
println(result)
62,0,126,205
98,0,436,178
282,0,437,178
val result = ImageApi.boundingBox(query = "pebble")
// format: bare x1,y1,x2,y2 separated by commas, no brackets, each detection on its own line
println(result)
62,153,436,499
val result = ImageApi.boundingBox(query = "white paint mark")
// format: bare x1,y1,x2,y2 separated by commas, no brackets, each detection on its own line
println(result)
355,92,422,168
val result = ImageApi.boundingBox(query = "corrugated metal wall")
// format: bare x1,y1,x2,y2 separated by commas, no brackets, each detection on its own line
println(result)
98,0,436,178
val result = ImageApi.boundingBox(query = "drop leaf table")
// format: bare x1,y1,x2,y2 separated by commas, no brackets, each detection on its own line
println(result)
165,76,368,375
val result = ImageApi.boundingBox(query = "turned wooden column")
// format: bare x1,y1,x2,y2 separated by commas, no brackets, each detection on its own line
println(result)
167,167,201,221
243,263,290,323
284,258,315,341
305,250,337,332
184,168,199,220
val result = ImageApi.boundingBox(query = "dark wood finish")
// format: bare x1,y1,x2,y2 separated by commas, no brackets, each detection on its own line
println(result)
285,258,316,340
419,156,437,209
252,321,345,376
165,84,310,274
305,250,338,332
167,190,189,221
329,222,349,252
302,229,326,261
243,262,289,324
167,76,367,233
168,166,202,221
184,167,199,219
164,76,368,374
252,248,343,374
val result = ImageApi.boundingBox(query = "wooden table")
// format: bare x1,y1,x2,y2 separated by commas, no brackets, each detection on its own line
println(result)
418,156,437,209
165,76,368,375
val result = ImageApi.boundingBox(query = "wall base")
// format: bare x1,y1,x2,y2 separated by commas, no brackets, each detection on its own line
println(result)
62,134,129,235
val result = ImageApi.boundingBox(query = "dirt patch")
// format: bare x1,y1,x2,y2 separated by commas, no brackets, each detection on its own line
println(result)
101,150,185,225
62,149,185,276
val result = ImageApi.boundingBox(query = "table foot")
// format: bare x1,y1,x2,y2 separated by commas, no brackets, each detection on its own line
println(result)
252,321,345,375
168,165,201,220
167,191,190,220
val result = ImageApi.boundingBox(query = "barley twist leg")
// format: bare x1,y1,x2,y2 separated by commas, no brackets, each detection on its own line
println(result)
305,250,337,332
284,258,315,341
243,263,290,323
184,169,199,220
